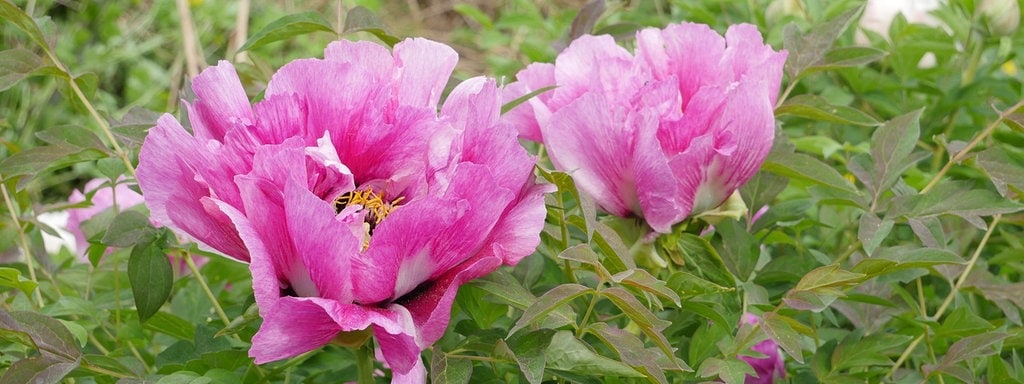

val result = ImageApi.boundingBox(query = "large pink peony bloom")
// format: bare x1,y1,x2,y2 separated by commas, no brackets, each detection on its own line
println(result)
504,23,786,233
137,38,549,382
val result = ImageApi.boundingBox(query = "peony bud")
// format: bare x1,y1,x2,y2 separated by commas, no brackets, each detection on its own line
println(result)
978,0,1021,37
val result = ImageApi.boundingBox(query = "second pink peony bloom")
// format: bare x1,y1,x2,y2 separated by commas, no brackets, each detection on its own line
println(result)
504,23,787,233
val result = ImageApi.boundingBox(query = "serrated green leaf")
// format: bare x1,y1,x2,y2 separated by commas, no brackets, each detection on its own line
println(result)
128,238,173,323
761,312,804,364
776,94,880,126
545,330,645,378
238,11,335,53
341,6,400,47
509,283,591,336
430,352,472,384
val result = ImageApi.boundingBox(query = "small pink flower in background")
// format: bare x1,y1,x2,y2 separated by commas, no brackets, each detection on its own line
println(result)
740,313,785,384
503,23,786,233
67,178,145,258
137,38,549,382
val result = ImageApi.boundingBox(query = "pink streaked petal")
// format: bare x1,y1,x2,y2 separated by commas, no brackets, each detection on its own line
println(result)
392,38,459,108
372,304,423,375
552,34,642,108
305,131,355,201
189,61,254,143
632,113,684,233
722,24,789,105
544,93,637,218
137,115,248,261
249,297,345,363
639,23,729,105
323,39,395,82
390,356,427,384
501,63,556,142
283,180,362,303
485,182,553,265
252,94,315,147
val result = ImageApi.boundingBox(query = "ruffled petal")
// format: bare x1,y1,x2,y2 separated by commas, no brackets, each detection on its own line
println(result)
392,38,459,109
500,63,556,142
323,40,395,83
637,23,728,105
722,24,789,105
137,115,248,261
188,61,254,143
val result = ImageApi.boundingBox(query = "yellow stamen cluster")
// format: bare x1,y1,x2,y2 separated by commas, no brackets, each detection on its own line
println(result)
335,189,405,224
334,189,405,251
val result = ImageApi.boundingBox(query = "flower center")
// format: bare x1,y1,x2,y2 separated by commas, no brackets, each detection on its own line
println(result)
334,188,405,250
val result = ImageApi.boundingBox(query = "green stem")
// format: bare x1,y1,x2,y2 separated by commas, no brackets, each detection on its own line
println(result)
0,180,44,308
575,290,599,338
356,342,376,384
184,252,231,326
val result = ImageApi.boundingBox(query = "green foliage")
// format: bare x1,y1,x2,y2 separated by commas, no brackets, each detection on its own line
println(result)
3,0,1024,382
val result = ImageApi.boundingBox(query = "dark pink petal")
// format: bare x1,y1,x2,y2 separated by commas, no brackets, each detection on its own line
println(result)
137,115,248,261
187,61,254,143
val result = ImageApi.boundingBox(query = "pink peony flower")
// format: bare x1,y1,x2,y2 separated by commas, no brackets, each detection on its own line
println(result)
67,178,146,258
503,23,786,233
136,38,549,382
740,313,785,384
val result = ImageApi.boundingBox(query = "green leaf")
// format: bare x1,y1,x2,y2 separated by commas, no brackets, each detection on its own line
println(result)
976,146,1024,197
559,244,611,282
128,237,174,323
0,144,107,188
238,11,335,53
857,212,893,256
831,331,912,371
601,287,691,371
501,85,556,115
611,268,681,307
761,312,804,364
587,322,670,384
509,283,591,336
740,171,789,216
713,219,759,282
470,270,575,329
82,354,138,377
0,355,80,384
341,6,400,47
775,94,880,126
762,151,861,196
545,330,645,378
430,352,472,384
656,232,736,288
591,221,635,274
936,307,995,338
568,0,605,42
0,47,45,91
0,1,55,55
924,332,1010,380
851,246,964,278
697,357,755,384
870,109,923,195
0,267,38,297
802,46,888,74
784,264,865,312
5,310,82,361
892,182,1024,227
539,167,598,240
145,312,197,341
782,6,863,80
506,329,556,384
102,210,158,247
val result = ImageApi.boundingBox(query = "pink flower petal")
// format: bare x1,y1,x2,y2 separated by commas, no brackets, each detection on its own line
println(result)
187,61,254,143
